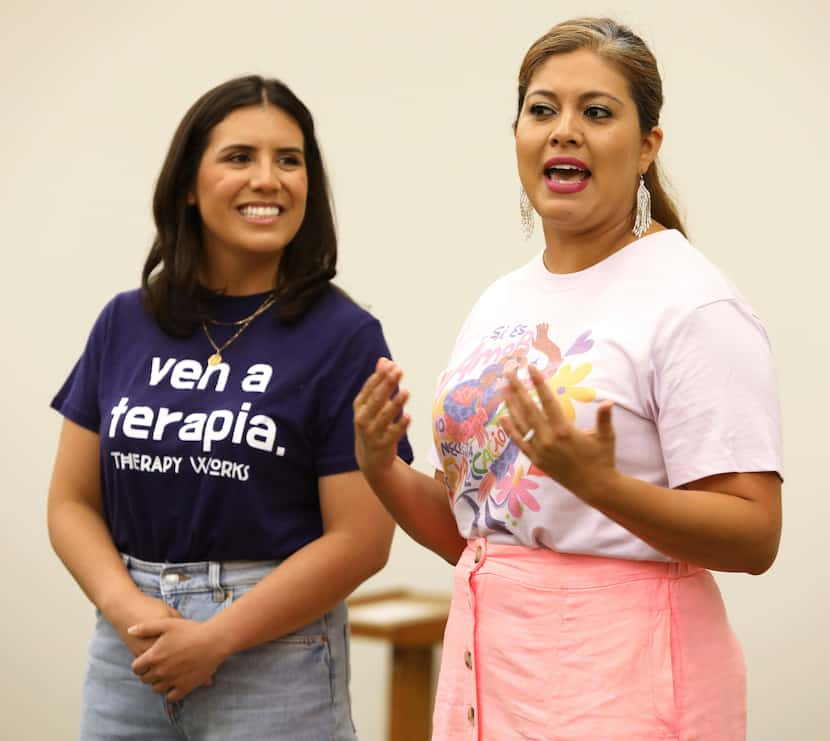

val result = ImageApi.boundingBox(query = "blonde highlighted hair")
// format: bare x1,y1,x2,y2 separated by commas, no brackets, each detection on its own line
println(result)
516,17,685,236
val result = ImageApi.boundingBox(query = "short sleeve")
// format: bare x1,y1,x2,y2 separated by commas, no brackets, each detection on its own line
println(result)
654,299,783,488
50,299,114,432
314,320,414,477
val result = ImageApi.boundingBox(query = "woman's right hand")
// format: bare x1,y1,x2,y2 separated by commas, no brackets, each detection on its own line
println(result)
105,591,181,658
353,357,411,481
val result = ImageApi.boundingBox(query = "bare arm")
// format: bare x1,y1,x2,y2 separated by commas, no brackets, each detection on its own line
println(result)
130,469,396,700
353,358,466,564
578,470,780,574
207,469,396,651
47,419,178,656
504,366,782,574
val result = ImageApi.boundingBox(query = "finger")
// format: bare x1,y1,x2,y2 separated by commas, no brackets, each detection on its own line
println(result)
354,368,403,425
595,401,614,440
151,680,174,695
353,358,397,408
500,416,538,460
365,388,410,439
504,371,542,431
384,413,411,443
353,369,386,410
128,618,169,639
527,365,566,425
167,686,190,702
131,654,151,675
367,366,403,410
502,389,530,436
135,665,158,683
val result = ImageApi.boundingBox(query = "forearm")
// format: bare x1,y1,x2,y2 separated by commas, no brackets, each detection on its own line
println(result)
47,497,141,618
583,471,780,574
206,529,388,657
366,457,465,564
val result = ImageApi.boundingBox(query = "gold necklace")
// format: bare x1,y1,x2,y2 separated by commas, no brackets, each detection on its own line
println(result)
201,293,276,366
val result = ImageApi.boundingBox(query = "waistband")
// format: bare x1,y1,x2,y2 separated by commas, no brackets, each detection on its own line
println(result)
121,553,281,598
459,538,703,589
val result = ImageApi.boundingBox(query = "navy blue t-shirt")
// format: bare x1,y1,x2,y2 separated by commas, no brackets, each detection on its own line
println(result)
51,286,413,562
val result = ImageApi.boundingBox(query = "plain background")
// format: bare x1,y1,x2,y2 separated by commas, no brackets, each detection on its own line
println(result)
3,0,828,738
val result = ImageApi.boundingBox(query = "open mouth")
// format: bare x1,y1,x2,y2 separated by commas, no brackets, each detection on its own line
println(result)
544,163,591,184
239,204,282,219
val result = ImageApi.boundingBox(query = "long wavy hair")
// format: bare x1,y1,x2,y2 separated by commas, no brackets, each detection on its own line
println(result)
515,17,686,236
142,75,337,335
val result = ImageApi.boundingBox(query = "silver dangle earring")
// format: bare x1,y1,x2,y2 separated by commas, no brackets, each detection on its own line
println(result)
520,187,534,240
633,174,652,239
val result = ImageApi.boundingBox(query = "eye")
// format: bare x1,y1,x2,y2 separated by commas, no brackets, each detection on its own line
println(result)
277,154,303,168
584,106,611,120
528,102,556,118
226,152,251,164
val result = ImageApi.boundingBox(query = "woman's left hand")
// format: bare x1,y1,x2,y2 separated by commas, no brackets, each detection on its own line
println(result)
501,365,617,501
129,618,228,701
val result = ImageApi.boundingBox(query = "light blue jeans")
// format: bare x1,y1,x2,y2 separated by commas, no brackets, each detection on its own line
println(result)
79,555,358,740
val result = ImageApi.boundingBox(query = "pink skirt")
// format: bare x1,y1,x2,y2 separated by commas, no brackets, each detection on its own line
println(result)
432,539,746,740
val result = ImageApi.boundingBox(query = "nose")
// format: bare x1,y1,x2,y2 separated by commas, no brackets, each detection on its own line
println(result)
250,157,280,191
549,109,583,147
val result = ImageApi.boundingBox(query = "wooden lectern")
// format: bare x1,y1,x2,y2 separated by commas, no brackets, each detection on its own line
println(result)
348,589,452,741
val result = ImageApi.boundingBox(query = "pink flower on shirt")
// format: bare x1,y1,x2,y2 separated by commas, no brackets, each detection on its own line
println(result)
493,463,541,518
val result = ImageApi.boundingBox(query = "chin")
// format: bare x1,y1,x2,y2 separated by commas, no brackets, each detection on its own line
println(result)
539,207,585,230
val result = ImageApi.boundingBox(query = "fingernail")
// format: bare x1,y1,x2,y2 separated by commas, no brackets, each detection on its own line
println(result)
127,625,138,635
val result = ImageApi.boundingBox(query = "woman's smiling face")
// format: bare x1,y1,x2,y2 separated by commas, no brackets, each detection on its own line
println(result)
515,49,661,237
190,104,309,278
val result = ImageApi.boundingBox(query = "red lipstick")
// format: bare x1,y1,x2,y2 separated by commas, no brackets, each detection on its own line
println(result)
543,157,591,194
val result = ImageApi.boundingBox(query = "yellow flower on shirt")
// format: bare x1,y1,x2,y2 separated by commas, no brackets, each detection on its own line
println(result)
545,363,597,421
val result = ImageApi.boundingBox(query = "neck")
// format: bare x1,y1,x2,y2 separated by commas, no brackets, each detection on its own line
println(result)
200,252,281,296
541,215,651,274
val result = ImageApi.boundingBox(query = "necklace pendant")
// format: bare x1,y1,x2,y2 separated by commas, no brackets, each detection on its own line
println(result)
208,353,222,366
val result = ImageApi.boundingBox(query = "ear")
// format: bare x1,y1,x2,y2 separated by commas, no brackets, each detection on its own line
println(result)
639,126,663,173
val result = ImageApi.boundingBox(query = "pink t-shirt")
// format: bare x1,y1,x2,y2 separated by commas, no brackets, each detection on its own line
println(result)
429,230,782,561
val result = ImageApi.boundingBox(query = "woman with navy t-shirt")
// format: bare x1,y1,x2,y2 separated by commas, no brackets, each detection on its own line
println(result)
48,76,412,740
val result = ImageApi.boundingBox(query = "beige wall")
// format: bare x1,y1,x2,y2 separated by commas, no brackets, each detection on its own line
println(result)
2,0,827,738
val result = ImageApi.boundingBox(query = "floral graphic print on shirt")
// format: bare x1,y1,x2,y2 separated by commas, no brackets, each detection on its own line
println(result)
432,322,596,536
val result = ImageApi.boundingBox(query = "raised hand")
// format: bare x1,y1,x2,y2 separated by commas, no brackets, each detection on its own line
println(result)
501,365,616,500
353,357,411,480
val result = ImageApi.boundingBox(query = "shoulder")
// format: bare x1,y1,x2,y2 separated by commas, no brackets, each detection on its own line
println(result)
299,285,384,352
97,287,146,317
308,285,379,329
448,257,539,345
633,232,771,355
631,230,743,308
477,257,539,304
85,288,147,336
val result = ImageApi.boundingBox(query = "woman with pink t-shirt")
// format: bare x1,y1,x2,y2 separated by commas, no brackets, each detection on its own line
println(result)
354,17,781,741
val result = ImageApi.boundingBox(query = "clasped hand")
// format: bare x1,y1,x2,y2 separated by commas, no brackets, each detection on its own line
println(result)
128,617,226,702
501,365,617,501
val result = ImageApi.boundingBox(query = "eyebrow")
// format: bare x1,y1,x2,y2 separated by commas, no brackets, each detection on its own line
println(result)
526,89,625,106
216,144,305,155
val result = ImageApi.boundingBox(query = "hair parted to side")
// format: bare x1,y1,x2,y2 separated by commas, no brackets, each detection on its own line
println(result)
515,17,686,236
142,75,338,336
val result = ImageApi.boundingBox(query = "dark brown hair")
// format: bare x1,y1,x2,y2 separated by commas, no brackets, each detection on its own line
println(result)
516,17,686,236
142,75,337,335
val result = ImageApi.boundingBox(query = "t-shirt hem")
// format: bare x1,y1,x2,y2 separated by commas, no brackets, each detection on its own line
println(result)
316,448,414,478
669,462,784,489
51,400,99,433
